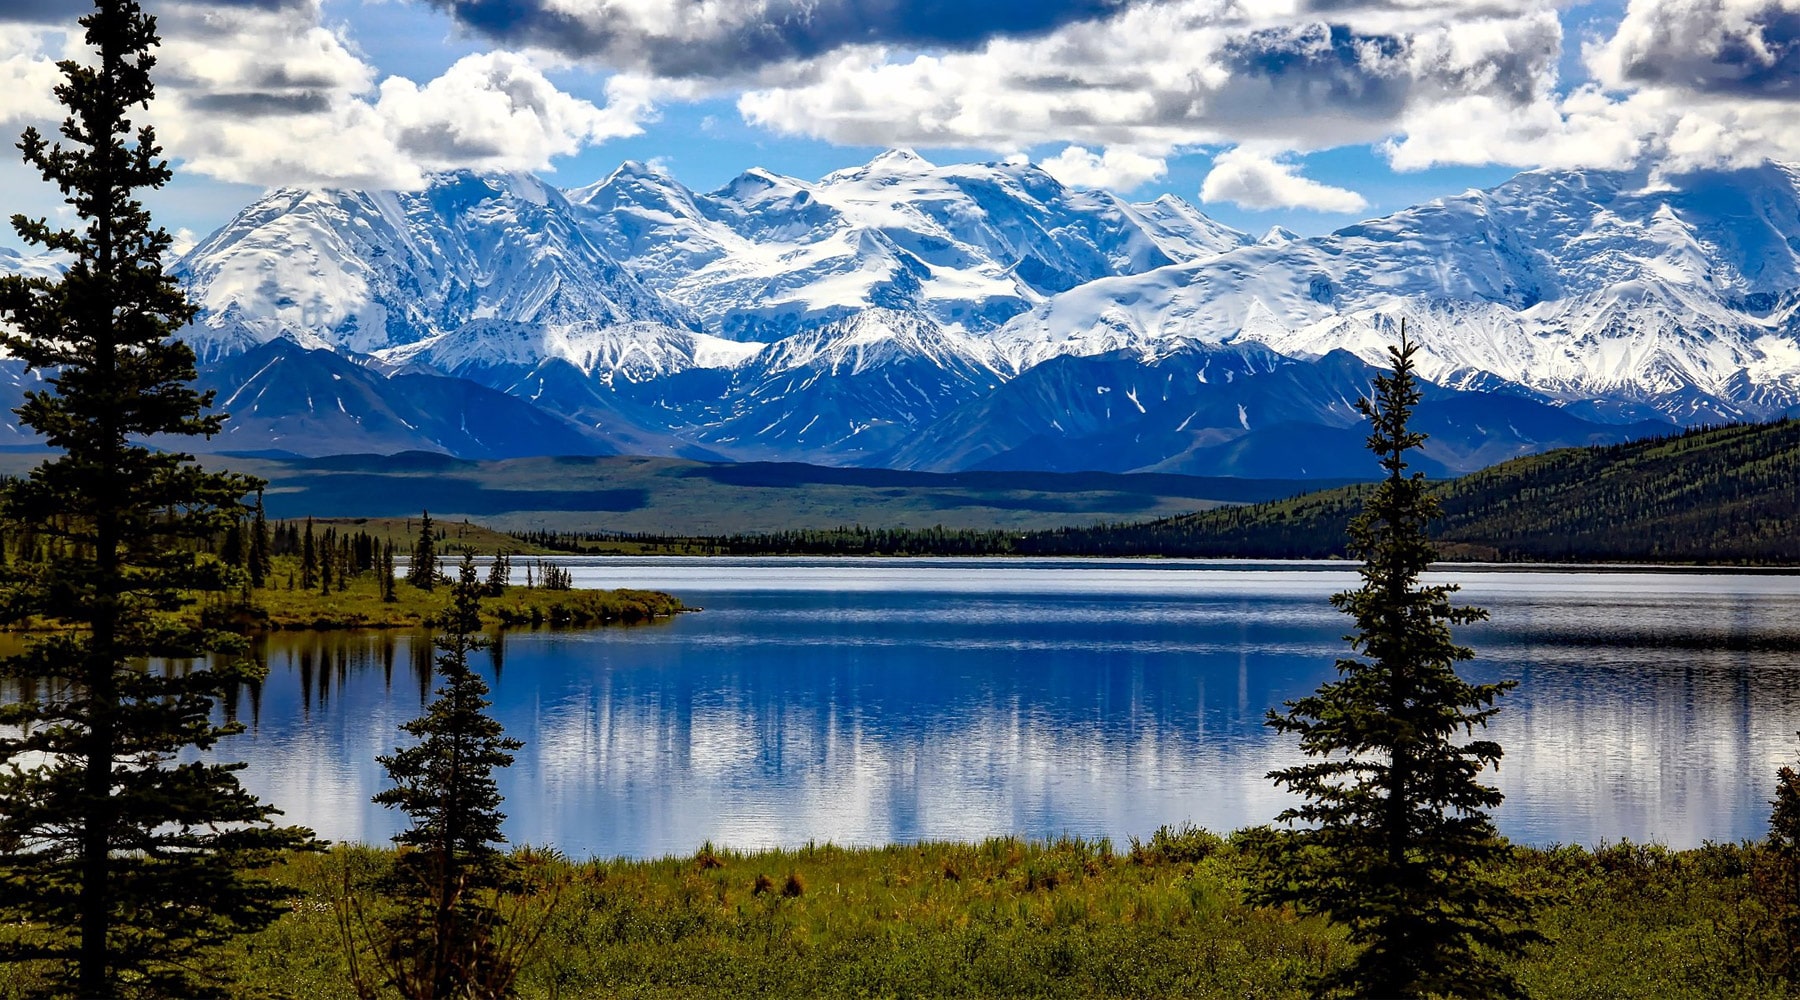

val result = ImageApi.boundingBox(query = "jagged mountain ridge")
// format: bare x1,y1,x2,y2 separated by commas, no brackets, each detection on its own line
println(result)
994,163,1800,424
5,152,1800,475
571,150,1251,341
176,171,693,364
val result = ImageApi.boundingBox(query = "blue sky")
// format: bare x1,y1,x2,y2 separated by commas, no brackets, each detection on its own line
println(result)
3,0,1798,250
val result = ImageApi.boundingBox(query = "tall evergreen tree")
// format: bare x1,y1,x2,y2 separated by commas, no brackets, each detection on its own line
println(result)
0,2,315,995
362,556,526,999
221,517,246,568
249,491,271,589
382,540,399,603
1257,335,1539,998
1744,734,1800,982
408,509,439,591
302,516,318,591
320,527,334,595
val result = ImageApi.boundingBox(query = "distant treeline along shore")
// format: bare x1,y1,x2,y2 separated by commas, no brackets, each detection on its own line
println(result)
503,417,1800,566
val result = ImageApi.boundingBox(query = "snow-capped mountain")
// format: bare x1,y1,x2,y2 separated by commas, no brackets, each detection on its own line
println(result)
570,149,1251,340
680,309,1008,463
175,171,692,363
995,162,1800,424
6,151,1800,476
0,247,66,281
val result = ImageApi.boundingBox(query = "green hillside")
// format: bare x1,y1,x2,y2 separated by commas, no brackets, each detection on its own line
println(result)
1023,419,1800,564
0,453,1339,535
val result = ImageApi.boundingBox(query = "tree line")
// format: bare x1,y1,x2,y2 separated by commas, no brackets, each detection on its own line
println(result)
513,416,1800,565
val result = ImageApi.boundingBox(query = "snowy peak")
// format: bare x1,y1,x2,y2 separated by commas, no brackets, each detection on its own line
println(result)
0,246,68,279
823,147,937,182
998,161,1800,424
751,308,1002,379
563,149,1250,341
175,169,693,363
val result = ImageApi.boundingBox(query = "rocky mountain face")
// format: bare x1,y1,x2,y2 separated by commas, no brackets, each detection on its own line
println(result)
3,151,1798,475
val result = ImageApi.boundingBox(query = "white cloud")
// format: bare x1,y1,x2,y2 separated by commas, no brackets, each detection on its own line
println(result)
735,3,1567,157
728,0,1800,184
375,52,647,172
0,24,71,126
1587,0,1800,96
420,0,1146,79
0,1,654,190
11,0,1800,198
169,227,199,259
1037,145,1168,191
1200,148,1369,212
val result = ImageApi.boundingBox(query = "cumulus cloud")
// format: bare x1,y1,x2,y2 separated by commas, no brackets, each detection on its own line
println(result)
1199,147,1369,212
375,53,647,171
1590,0,1800,97
1,0,653,189
1038,145,1169,190
1380,0,1800,175
737,3,1564,155
0,24,66,125
421,0,1127,79
14,0,1800,198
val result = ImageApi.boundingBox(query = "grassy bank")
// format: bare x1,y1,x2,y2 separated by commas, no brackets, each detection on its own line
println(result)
48,832,1774,1000
201,557,687,633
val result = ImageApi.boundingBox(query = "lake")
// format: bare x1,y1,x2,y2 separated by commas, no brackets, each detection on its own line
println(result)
217,558,1800,858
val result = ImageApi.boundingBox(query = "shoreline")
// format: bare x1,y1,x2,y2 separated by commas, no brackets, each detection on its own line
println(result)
448,551,1800,574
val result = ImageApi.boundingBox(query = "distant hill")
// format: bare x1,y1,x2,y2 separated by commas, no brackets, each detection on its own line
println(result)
138,454,1348,534
1023,419,1800,564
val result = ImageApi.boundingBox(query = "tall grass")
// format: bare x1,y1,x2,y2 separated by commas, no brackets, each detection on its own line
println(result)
7,832,1772,999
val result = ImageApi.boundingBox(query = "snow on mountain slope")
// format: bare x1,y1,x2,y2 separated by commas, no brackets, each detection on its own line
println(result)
0,247,68,281
997,163,1800,423
571,150,1251,340
175,171,693,363
379,319,758,385
147,156,1800,470
881,342,1670,476
684,309,1008,463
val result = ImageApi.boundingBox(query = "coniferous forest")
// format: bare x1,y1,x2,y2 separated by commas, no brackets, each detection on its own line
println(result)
505,417,1800,564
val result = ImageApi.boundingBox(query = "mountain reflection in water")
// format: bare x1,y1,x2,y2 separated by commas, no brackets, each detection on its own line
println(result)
178,560,1800,857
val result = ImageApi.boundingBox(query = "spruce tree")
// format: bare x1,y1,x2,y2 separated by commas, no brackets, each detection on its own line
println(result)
221,516,246,568
364,556,526,998
0,2,315,995
408,509,439,591
320,527,334,595
302,516,318,591
383,540,399,603
1745,734,1800,982
1258,335,1539,998
249,491,271,589
484,549,512,596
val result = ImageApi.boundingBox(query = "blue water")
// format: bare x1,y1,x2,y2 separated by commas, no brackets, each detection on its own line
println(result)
221,559,1800,858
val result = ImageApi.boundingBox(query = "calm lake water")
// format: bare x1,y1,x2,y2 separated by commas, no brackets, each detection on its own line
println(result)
217,558,1800,858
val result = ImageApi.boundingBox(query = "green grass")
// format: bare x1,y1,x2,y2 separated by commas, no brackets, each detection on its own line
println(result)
3,832,1775,999
207,556,687,633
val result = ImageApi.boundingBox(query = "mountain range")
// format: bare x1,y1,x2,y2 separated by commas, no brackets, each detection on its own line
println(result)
2,151,1798,477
